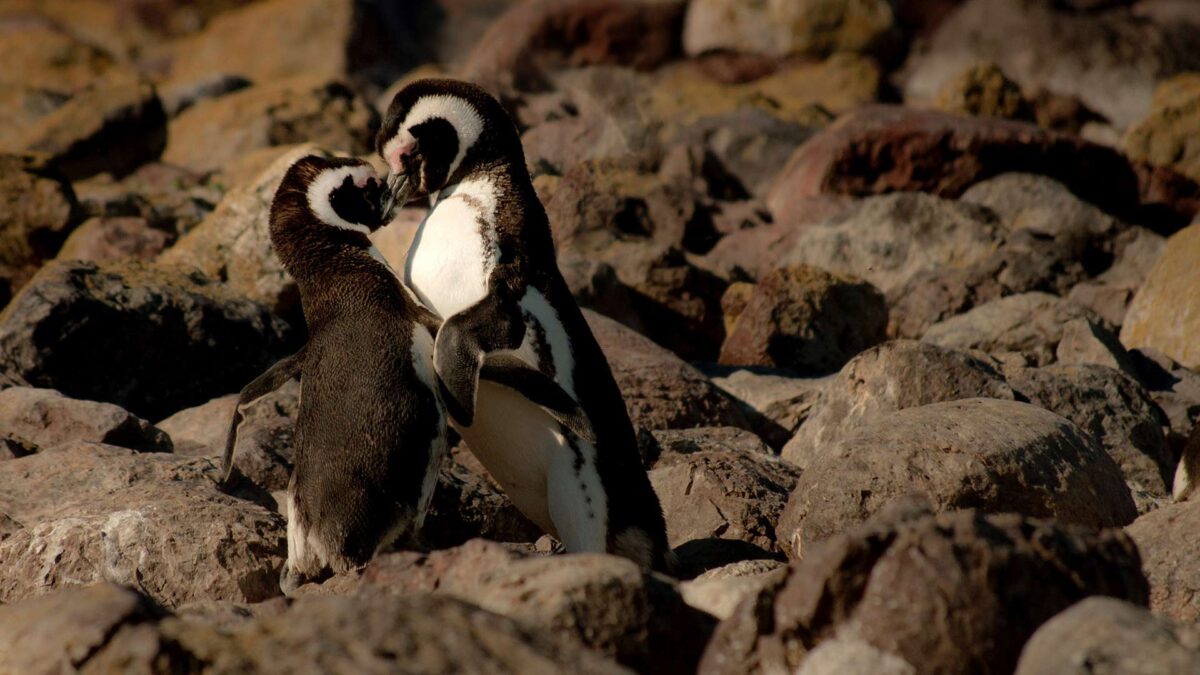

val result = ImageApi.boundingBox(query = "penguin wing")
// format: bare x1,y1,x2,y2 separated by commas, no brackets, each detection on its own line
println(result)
221,349,304,489
433,293,528,428
479,354,596,443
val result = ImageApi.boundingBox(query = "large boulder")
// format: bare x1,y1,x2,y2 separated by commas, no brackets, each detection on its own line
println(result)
54,216,172,263
899,0,1200,129
783,340,1015,469
717,265,887,375
585,310,754,431
0,259,294,421
1126,497,1200,621
0,387,171,454
0,442,286,607
162,77,377,176
767,105,1199,230
1014,597,1200,675
1121,221,1200,369
780,192,1003,295
0,154,80,307
922,292,1102,367
777,398,1138,556
1123,74,1200,184
682,0,900,60
700,504,1149,675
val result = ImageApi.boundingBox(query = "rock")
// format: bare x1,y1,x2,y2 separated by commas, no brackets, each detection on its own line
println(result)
647,426,774,462
900,0,1200,129
678,559,785,619
959,172,1120,243
718,265,888,375
703,504,1148,675
7,75,166,181
0,17,115,94
0,387,171,453
707,368,828,443
1123,74,1200,183
778,398,1138,555
159,72,252,116
767,105,1199,230
585,310,754,431
0,435,38,460
1121,222,1200,369
460,0,685,92
71,161,218,237
4,584,632,674
0,442,286,606
682,0,900,60
160,144,321,320
783,340,1015,469
425,459,544,549
1006,364,1173,509
1055,318,1139,376
1126,497,1200,621
54,216,171,263
0,86,69,149
706,194,855,280
781,192,1003,295
0,259,294,421
0,154,80,307
162,77,378,176
166,0,428,87
648,431,800,559
796,638,917,675
1014,596,1200,675
922,292,1102,367
159,380,298,492
0,583,167,675
1129,348,1200,450
933,61,1034,121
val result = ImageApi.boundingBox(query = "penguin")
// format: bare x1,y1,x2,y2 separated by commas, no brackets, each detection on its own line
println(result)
223,154,593,593
376,79,674,572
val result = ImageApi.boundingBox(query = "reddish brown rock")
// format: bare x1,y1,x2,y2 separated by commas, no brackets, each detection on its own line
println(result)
0,387,171,453
54,216,170,262
718,265,887,375
766,106,1200,229
0,154,80,307
1126,497,1200,621
701,504,1148,675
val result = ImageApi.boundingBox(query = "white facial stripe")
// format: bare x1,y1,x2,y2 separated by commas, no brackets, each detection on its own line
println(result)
307,165,378,235
400,94,484,182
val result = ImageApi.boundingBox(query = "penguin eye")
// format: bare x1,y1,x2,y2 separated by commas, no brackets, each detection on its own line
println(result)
329,174,381,227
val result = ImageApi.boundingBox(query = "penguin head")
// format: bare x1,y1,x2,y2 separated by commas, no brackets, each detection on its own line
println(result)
270,156,385,270
376,78,524,219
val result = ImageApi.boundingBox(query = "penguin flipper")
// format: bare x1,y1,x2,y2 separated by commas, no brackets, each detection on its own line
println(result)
479,354,596,443
221,350,304,489
434,295,527,428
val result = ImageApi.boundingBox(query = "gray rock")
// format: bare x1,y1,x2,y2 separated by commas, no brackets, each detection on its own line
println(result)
1055,318,1139,376
708,368,828,442
960,172,1119,242
0,387,171,453
777,398,1138,556
796,638,917,675
679,560,785,620
783,340,1015,470
1015,597,1200,675
1126,497,1200,621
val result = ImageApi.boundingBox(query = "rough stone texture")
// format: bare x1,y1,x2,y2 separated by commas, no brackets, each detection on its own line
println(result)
708,369,828,444
1129,347,1200,452
7,75,166,181
460,0,686,92
718,265,888,375
706,195,855,280
1014,597,1200,675
679,560,785,620
1126,498,1200,621
0,18,115,94
1121,222,1200,369
586,310,754,431
425,459,544,549
767,105,1200,231
796,638,917,675
649,436,800,559
780,192,1003,295
166,0,429,87
777,398,1138,556
900,0,1200,129
160,144,322,321
1055,318,1139,376
959,171,1120,242
0,259,294,421
0,584,633,674
922,292,1102,367
1123,74,1200,183
783,340,1015,469
70,161,218,238
701,504,1149,675
0,154,80,307
54,216,171,263
162,77,378,176
0,442,286,607
0,387,171,454
933,61,1034,121
1006,364,1173,505
682,0,899,60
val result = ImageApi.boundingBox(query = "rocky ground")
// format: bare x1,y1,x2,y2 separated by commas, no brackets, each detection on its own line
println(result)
3,0,1200,672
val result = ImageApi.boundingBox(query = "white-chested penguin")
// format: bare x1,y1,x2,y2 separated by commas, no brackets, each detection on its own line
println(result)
222,154,591,593
376,79,674,572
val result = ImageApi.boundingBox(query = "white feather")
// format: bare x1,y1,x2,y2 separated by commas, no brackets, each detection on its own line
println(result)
401,95,484,181
517,288,577,399
306,165,377,234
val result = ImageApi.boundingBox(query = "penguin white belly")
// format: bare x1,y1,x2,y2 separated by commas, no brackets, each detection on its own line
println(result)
404,179,498,319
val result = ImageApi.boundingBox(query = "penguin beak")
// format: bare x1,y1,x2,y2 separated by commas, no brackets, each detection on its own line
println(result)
380,171,414,223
